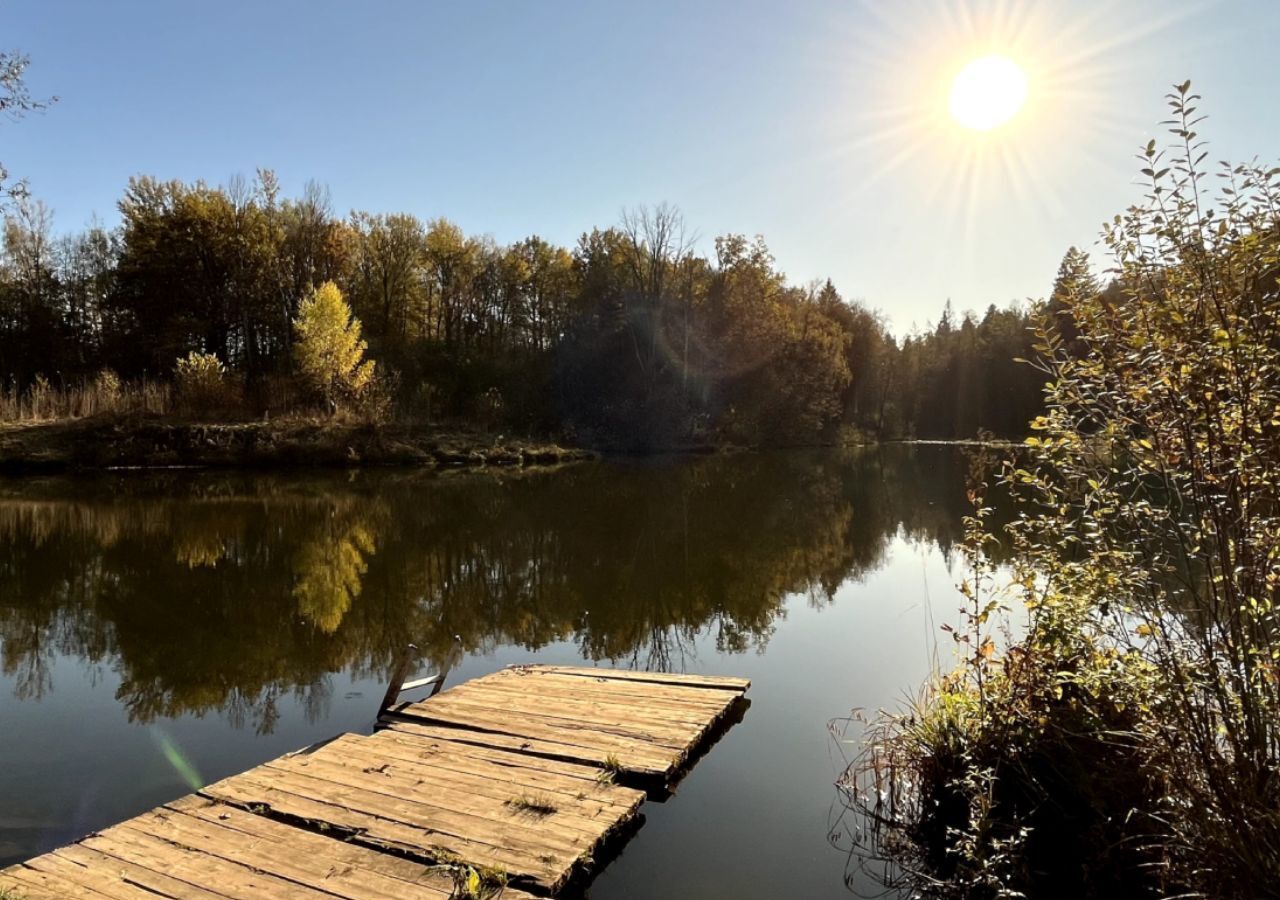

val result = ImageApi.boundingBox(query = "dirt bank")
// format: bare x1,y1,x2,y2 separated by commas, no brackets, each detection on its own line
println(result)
0,417,596,473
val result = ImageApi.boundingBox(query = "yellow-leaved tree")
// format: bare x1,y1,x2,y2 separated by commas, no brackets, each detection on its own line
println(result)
293,281,375,409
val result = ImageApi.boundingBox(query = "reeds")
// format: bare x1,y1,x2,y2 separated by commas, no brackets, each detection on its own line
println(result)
0,371,171,422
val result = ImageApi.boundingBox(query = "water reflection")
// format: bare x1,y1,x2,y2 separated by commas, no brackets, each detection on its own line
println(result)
0,447,989,893
0,450,972,735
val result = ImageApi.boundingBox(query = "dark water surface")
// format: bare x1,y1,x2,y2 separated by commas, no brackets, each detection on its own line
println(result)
0,446,975,898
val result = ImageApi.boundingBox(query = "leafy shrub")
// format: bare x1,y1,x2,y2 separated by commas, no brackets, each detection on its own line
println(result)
357,370,398,425
1009,83,1280,898
846,626,1175,898
91,368,122,411
841,463,1176,899
848,83,1280,900
175,350,229,414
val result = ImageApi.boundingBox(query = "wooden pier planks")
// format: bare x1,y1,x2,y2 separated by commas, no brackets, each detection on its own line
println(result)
382,664,751,782
0,794,540,899
0,664,749,898
200,731,646,893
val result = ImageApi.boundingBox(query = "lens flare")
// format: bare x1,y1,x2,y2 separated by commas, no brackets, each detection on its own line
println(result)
152,730,204,791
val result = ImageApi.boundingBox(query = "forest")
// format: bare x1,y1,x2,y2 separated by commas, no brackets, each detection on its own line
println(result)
0,176,1063,449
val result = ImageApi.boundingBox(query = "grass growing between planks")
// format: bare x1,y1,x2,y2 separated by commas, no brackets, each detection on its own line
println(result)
428,860,508,899
504,793,559,817
597,753,623,782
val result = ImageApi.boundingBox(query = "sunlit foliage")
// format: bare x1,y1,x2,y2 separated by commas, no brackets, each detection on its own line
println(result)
844,83,1280,900
293,281,375,408
2,178,1047,446
174,350,230,415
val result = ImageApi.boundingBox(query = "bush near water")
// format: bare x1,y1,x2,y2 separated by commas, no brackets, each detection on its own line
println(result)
843,83,1280,900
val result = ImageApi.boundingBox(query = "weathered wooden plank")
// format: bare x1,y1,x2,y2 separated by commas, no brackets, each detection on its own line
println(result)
270,743,619,845
323,735,639,827
388,700,680,761
442,679,726,730
322,747,632,839
239,758,585,854
396,693,691,754
520,664,751,692
488,668,746,709
287,736,616,830
381,717,663,775
95,823,337,900
364,730,643,809
0,873,60,900
201,765,576,891
410,691,694,749
17,851,177,900
412,667,748,766
123,807,444,900
51,843,237,900
201,769,556,884
386,702,678,777
367,725,635,787
77,832,252,900
165,795,521,898
469,680,737,724
0,871,71,900
0,863,127,900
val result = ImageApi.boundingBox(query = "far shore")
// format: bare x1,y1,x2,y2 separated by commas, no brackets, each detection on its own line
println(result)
0,417,1022,474
0,417,596,474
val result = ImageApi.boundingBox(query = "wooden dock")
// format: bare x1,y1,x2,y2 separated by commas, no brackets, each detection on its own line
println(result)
0,665,750,899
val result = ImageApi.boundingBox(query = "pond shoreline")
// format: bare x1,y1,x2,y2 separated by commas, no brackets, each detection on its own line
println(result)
0,417,597,474
0,417,1023,474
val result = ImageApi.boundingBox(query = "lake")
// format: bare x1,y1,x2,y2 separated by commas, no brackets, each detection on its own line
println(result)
0,446,976,898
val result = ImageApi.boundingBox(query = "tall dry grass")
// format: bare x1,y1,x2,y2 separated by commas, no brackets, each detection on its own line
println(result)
0,371,172,423
0,369,392,427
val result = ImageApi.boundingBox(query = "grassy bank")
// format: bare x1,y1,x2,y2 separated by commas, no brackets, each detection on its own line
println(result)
0,416,595,473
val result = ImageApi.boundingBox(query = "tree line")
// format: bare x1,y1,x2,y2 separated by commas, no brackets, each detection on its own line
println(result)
0,173,1060,447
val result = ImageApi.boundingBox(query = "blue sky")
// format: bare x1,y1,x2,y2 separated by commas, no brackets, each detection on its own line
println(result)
5,0,1277,331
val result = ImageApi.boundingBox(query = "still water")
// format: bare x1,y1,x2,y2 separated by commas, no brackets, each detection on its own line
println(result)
0,446,977,898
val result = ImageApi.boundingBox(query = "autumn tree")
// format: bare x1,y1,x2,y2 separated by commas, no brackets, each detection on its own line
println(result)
705,234,849,443
260,174,351,356
815,280,897,436
347,211,425,346
112,174,287,374
293,281,375,409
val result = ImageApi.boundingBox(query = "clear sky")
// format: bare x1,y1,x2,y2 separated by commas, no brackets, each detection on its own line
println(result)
5,0,1278,332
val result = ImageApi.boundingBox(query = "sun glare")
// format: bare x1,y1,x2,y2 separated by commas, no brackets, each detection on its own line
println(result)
948,55,1028,131
827,1,1187,238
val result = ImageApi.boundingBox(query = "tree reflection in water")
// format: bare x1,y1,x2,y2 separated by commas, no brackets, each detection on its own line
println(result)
0,447,978,734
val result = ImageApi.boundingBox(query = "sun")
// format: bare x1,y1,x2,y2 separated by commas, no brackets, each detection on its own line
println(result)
948,55,1028,131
